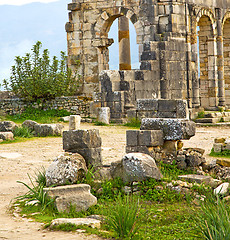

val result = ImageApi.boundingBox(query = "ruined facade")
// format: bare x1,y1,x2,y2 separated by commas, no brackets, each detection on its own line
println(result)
66,0,230,119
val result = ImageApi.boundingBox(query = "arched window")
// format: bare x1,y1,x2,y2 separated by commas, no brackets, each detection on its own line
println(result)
108,16,139,70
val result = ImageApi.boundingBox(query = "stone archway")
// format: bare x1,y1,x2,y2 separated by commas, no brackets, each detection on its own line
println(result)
94,8,143,73
223,13,230,107
196,10,218,109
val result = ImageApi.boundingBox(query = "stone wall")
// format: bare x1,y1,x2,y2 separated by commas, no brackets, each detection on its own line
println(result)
0,96,92,117
66,0,230,111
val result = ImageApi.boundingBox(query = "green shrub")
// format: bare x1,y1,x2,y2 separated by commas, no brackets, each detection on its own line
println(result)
13,126,34,138
3,41,80,102
195,194,230,240
106,194,139,239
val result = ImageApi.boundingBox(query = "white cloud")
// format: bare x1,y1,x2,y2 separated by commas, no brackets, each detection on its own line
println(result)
0,0,58,6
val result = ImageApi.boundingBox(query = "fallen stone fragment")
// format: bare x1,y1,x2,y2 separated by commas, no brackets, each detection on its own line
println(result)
214,182,229,195
22,120,39,132
178,174,212,184
0,132,14,140
0,121,17,132
214,138,226,143
60,116,70,122
45,153,87,187
50,218,101,229
34,123,64,136
44,184,97,213
216,159,230,167
110,152,162,183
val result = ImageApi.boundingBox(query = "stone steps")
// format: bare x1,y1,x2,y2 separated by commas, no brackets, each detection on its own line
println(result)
195,111,230,124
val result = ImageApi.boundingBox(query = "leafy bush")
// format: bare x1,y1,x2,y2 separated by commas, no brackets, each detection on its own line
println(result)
195,194,230,240
106,194,139,239
13,126,34,138
3,41,80,102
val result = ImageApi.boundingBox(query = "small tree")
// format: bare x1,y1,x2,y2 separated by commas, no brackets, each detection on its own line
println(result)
3,41,80,102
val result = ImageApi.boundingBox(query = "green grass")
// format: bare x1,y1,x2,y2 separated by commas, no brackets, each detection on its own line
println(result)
197,111,205,119
12,162,219,239
210,148,230,158
105,194,139,239
6,107,71,124
13,126,34,138
94,121,109,126
195,194,230,240
124,118,141,128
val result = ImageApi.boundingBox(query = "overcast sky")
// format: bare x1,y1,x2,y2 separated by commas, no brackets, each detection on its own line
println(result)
0,0,58,5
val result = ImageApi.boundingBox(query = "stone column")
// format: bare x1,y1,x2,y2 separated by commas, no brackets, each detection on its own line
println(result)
118,16,131,70
216,18,225,107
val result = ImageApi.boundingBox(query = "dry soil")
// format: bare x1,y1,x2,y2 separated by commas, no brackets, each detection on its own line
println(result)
0,123,229,239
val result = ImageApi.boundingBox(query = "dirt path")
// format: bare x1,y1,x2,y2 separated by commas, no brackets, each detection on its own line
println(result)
0,123,229,239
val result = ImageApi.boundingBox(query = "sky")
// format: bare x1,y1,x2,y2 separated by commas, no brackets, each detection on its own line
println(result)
0,0,57,5
0,0,139,89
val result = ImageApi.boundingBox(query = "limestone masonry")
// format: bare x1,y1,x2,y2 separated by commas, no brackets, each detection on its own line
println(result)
66,0,230,117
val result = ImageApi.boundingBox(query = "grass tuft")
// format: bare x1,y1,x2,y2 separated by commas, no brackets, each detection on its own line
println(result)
195,194,230,240
105,194,139,239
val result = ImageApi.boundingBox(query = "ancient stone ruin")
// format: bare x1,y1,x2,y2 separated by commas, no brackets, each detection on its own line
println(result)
66,0,230,123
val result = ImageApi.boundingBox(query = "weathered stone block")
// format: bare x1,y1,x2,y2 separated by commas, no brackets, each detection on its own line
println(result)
0,121,17,132
50,218,101,229
34,124,64,137
110,153,162,183
158,99,177,112
22,120,38,131
214,138,226,143
45,153,87,187
68,3,80,11
178,174,212,184
63,129,102,150
141,118,196,140
139,130,164,146
0,132,14,140
69,115,81,130
126,130,139,146
137,99,158,111
213,143,222,153
96,107,110,124
44,184,97,213
76,147,102,167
